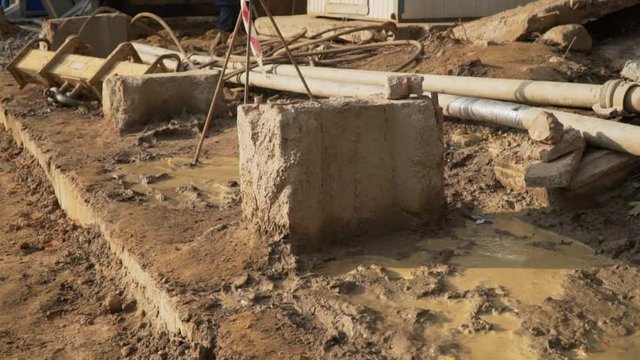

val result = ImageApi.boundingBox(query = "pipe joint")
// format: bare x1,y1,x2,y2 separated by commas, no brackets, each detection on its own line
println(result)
594,79,640,116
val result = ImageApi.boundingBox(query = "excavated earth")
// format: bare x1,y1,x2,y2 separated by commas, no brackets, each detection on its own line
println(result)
2,7,640,360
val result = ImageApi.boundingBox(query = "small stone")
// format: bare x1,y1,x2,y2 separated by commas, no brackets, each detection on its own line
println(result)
232,273,250,288
105,293,123,314
621,59,640,82
121,345,137,357
542,24,592,52
226,180,239,188
123,299,137,313
385,76,410,100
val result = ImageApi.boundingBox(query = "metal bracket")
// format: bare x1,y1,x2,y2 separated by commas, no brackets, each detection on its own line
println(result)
37,35,90,88
86,42,144,98
7,38,168,101
6,38,51,89
147,53,183,73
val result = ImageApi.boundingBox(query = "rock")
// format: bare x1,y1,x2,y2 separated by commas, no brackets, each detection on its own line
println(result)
527,111,564,145
451,0,636,44
494,153,532,192
542,24,592,52
384,75,424,100
525,148,585,188
121,345,137,357
621,59,640,82
105,293,123,314
155,350,168,360
536,129,586,162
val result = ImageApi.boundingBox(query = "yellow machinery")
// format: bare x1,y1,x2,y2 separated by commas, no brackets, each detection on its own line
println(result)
7,34,180,100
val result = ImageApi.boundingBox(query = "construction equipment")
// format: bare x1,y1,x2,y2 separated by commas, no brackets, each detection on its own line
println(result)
6,35,179,101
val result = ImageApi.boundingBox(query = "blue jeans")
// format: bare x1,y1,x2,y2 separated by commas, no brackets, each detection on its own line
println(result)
218,4,240,33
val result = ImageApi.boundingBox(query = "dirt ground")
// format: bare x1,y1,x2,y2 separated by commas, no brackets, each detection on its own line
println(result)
0,130,201,360
1,4,640,360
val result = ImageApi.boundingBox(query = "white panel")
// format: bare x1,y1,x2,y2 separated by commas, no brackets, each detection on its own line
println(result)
367,0,396,20
401,0,536,20
307,0,327,15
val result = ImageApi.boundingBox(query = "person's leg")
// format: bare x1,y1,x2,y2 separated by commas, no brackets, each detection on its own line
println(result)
218,5,240,33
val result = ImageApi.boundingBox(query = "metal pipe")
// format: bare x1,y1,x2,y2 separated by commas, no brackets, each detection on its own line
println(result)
225,71,640,156
130,44,640,156
192,11,243,164
131,43,640,114
233,63,640,115
436,95,640,156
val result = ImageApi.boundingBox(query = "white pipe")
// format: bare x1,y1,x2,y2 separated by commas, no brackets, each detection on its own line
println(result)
132,42,640,114
438,95,640,156
225,70,640,156
131,43,640,156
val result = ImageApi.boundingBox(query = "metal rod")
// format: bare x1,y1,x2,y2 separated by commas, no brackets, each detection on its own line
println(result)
256,0,314,101
244,1,251,105
191,12,243,165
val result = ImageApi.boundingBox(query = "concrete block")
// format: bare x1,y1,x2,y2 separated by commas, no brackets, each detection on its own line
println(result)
238,98,444,251
537,129,586,162
102,70,226,131
40,14,130,58
621,59,640,82
525,148,584,188
570,150,640,193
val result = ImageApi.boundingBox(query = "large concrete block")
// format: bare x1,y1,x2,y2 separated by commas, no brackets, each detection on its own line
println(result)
102,70,225,131
238,98,444,251
40,14,130,58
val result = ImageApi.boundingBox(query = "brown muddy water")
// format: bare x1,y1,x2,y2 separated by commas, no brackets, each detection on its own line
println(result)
111,156,239,205
313,216,636,360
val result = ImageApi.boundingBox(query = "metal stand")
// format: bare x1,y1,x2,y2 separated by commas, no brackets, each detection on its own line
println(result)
244,1,252,105
192,0,315,164
192,14,243,165
257,0,314,101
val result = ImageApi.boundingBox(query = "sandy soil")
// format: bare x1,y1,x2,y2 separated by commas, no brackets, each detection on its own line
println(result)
0,130,197,360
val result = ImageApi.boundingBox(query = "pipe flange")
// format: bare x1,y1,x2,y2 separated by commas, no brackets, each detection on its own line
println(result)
594,79,638,116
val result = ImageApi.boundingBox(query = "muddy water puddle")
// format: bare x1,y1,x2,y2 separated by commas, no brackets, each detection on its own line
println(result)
313,215,624,359
111,156,239,205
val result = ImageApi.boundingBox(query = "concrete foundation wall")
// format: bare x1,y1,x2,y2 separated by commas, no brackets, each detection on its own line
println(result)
40,14,130,58
102,70,225,131
238,98,444,251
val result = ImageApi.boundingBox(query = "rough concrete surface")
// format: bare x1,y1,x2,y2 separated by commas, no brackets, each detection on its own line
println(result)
542,24,592,52
40,13,131,57
238,98,444,251
570,149,640,192
538,128,586,162
102,70,225,131
621,58,640,81
525,147,584,188
453,0,640,43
